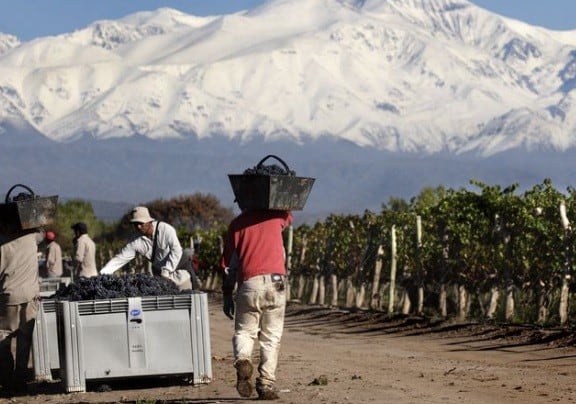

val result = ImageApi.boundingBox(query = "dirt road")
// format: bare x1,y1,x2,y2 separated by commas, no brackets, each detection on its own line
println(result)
2,295,575,403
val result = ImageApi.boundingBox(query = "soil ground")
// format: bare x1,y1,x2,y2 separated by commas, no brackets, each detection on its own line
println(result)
2,293,576,403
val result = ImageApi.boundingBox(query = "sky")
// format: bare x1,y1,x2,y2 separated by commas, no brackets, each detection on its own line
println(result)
0,0,574,41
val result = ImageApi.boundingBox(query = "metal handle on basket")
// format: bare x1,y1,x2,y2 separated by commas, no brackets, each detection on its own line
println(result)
256,155,291,172
5,184,35,203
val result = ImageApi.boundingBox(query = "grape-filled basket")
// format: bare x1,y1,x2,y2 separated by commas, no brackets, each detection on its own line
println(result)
0,184,58,230
228,155,315,211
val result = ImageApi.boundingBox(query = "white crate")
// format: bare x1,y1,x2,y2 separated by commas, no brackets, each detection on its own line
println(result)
32,300,59,381
56,292,212,393
39,277,72,298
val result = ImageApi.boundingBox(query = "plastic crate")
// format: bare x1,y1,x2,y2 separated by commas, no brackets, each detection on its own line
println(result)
39,277,72,298
228,155,315,211
56,292,212,393
32,300,59,381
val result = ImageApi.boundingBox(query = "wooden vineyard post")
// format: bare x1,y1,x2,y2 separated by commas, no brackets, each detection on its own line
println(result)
309,261,320,305
370,245,384,310
388,225,398,314
416,215,424,315
318,274,326,306
345,276,356,308
458,285,469,321
330,274,339,307
487,214,501,320
495,213,514,322
504,283,514,321
486,286,500,320
559,201,572,325
439,231,449,317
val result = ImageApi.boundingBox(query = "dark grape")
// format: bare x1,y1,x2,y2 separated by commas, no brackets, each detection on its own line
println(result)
53,273,182,301
243,164,296,176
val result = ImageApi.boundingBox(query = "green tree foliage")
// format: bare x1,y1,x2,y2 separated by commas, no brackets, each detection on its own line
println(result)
148,193,234,230
410,186,447,213
384,196,410,212
46,199,109,256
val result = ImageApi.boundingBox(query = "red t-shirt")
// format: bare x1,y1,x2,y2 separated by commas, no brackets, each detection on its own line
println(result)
221,210,293,282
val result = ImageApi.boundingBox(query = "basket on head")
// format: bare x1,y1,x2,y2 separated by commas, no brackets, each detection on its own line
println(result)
228,155,315,211
0,184,58,230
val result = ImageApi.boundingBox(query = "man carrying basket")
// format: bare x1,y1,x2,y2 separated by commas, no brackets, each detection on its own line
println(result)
221,155,314,400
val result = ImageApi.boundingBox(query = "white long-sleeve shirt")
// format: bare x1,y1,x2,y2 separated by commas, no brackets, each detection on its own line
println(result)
46,241,63,278
74,234,97,278
0,232,41,304
100,221,183,276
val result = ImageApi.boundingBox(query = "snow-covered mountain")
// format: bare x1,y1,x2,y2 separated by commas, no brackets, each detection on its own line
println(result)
1,0,576,220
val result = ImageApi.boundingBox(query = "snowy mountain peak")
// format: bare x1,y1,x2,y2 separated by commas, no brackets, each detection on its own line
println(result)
0,0,575,156
63,8,218,50
0,33,20,55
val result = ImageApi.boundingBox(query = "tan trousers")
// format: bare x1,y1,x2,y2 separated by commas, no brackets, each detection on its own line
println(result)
233,274,286,387
0,300,39,388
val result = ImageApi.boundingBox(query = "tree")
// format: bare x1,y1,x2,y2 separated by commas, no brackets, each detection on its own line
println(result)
148,193,234,230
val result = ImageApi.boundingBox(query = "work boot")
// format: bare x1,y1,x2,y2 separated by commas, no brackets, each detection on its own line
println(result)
256,384,279,400
234,359,254,398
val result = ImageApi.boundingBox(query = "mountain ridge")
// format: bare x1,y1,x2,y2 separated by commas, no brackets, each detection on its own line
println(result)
0,0,574,154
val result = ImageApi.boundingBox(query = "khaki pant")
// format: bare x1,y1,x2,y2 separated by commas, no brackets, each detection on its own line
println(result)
0,300,39,389
233,274,286,387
